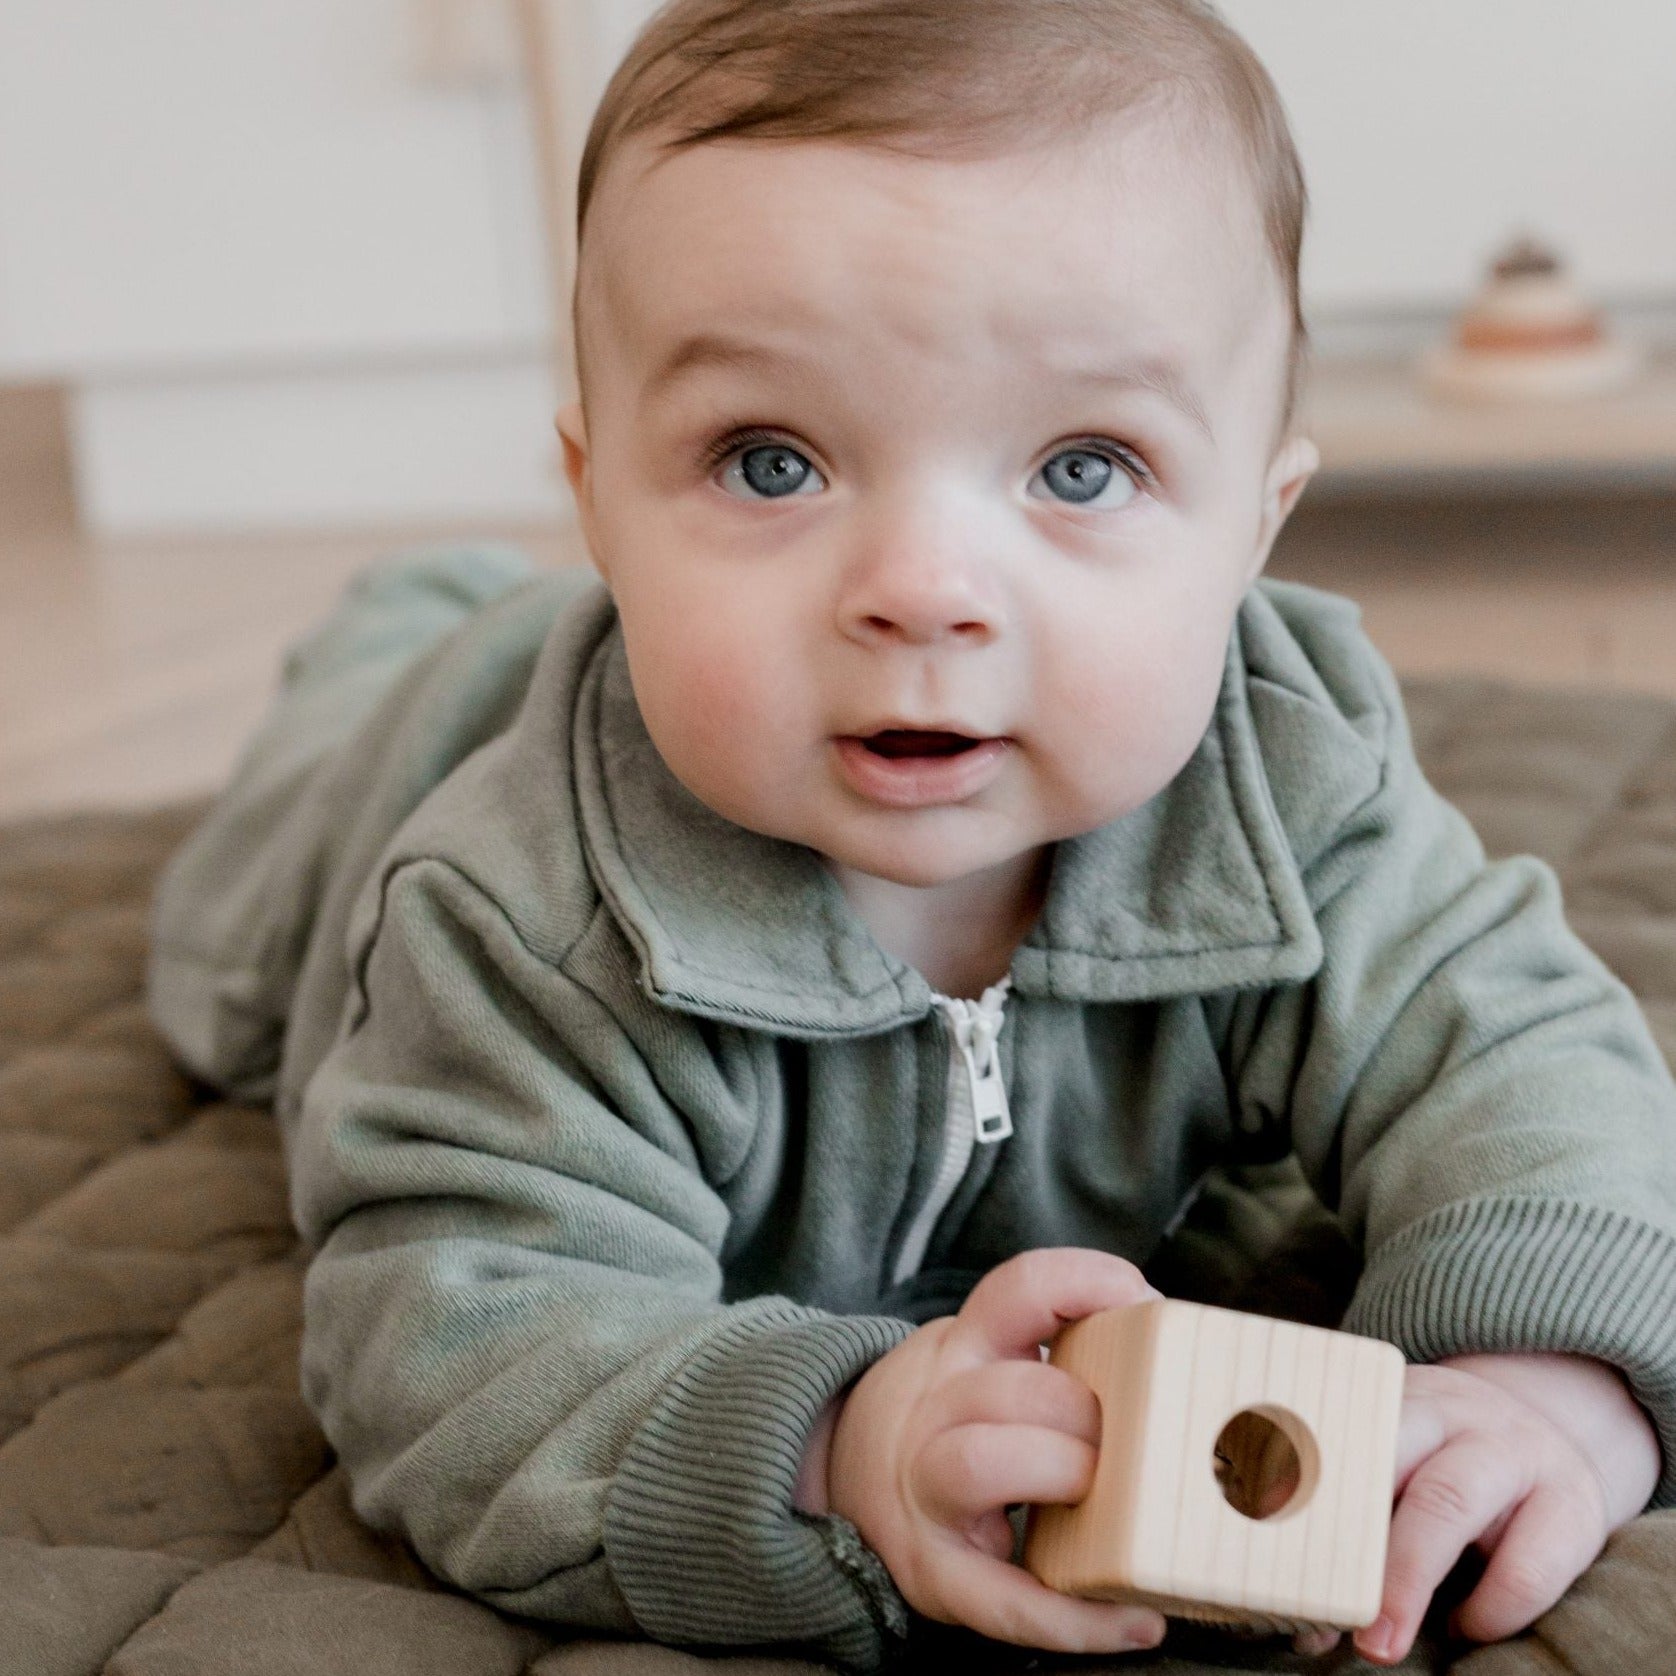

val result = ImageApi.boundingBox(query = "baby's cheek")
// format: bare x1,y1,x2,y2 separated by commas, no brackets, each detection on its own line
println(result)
1036,616,1228,818
665,641,749,734
634,627,808,817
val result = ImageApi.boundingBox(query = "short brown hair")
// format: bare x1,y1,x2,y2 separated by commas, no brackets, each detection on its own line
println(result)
574,0,1309,439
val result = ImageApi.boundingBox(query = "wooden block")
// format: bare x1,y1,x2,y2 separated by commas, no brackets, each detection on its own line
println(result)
1024,1299,1404,1633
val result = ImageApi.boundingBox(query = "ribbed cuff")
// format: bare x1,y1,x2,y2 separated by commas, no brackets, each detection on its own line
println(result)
1343,1197,1676,1508
604,1301,915,1670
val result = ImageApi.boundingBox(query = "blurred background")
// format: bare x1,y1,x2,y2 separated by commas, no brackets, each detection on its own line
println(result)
1,0,1673,818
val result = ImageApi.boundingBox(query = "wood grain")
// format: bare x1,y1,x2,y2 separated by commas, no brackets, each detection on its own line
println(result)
1024,1300,1404,1633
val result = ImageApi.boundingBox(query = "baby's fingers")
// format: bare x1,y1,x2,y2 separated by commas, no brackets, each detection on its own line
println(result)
917,1422,1095,1528
936,1360,1103,1442
924,1539,1165,1655
948,1248,1159,1364
1291,1627,1341,1657
1358,1440,1521,1665
1450,1484,1601,1645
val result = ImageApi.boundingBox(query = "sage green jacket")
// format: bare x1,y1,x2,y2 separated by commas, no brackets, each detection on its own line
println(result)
148,553,1676,1671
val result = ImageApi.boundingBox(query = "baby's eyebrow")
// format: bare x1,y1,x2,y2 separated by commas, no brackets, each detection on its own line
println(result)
1062,356,1214,443
645,333,802,402
645,330,1213,444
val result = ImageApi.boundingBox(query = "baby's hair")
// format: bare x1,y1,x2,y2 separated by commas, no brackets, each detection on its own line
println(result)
575,0,1309,441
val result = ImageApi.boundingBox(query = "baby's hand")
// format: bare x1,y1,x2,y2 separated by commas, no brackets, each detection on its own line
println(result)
1348,1352,1661,1666
821,1249,1168,1655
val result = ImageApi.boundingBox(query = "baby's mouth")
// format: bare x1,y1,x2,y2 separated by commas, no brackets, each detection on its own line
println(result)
834,728,1009,806
860,729,984,760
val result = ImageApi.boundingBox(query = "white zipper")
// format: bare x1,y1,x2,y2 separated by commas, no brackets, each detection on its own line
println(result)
890,977,1014,1287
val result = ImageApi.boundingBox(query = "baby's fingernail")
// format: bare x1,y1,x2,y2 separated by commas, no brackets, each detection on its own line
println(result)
1362,1615,1395,1659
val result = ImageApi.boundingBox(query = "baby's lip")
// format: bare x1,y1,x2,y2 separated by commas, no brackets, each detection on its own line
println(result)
844,720,1002,750
833,733,1010,807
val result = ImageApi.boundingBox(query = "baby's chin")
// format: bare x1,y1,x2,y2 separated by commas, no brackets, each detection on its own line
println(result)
807,817,1041,893
675,763,1057,889
819,851,975,892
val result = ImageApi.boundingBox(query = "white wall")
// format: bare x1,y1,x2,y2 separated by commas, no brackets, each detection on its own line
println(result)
0,0,569,530
0,0,548,377
1220,0,1676,315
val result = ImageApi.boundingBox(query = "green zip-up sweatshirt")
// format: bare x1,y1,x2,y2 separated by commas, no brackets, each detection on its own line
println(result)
148,556,1676,1671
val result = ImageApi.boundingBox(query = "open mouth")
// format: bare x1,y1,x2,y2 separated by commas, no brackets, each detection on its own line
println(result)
834,729,1009,808
861,729,984,759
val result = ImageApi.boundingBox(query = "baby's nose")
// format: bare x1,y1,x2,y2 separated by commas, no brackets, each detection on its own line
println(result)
837,519,1003,649
846,592,997,647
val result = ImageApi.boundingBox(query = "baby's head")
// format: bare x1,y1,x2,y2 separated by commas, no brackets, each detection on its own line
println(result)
556,0,1320,896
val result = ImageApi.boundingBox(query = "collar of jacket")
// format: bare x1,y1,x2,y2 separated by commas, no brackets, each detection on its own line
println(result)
573,619,1323,1038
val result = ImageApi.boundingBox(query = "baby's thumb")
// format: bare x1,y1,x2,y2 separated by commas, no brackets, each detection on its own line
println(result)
950,1247,1161,1363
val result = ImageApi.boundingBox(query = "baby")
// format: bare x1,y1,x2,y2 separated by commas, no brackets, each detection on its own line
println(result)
149,0,1676,1670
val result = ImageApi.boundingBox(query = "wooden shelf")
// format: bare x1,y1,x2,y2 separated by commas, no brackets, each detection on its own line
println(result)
1303,345,1676,489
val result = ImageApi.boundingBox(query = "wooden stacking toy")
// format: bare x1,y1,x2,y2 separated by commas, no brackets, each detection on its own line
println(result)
1024,1299,1405,1633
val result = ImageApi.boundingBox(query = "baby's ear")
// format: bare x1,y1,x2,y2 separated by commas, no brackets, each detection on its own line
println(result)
1246,434,1320,585
554,401,608,583
555,400,587,481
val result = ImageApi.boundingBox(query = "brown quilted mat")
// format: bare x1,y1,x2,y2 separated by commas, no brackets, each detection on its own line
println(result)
4,676,1676,1676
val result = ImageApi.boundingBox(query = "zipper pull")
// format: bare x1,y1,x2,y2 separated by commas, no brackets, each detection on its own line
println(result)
955,1010,1013,1144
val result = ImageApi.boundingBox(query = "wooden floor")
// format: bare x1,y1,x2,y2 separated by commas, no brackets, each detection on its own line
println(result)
2,384,1674,822
0,387,583,820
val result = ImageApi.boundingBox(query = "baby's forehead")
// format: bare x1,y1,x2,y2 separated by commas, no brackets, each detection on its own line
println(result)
578,114,1283,406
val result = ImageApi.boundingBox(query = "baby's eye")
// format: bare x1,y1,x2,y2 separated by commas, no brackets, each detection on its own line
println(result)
1029,445,1141,509
718,440,826,500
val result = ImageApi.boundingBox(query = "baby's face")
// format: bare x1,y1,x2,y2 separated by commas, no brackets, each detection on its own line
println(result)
559,109,1317,891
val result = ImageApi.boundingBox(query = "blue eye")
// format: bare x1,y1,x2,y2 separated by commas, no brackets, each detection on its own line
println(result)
719,441,826,500
1031,445,1140,509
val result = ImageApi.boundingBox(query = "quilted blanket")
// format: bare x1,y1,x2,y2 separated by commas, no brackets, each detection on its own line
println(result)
4,677,1676,1676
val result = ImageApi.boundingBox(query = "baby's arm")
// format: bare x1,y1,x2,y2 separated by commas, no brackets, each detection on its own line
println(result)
805,1248,1166,1655
292,858,913,1667
1355,1350,1660,1665
1225,624,1676,1514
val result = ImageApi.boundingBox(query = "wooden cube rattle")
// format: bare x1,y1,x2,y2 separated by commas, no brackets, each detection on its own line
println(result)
1024,1299,1404,1633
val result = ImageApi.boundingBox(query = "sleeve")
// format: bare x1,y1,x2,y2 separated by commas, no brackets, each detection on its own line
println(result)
289,857,914,1668
147,544,539,1101
1226,661,1676,1509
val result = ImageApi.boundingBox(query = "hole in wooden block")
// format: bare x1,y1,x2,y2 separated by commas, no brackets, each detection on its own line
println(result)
1212,1405,1319,1522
